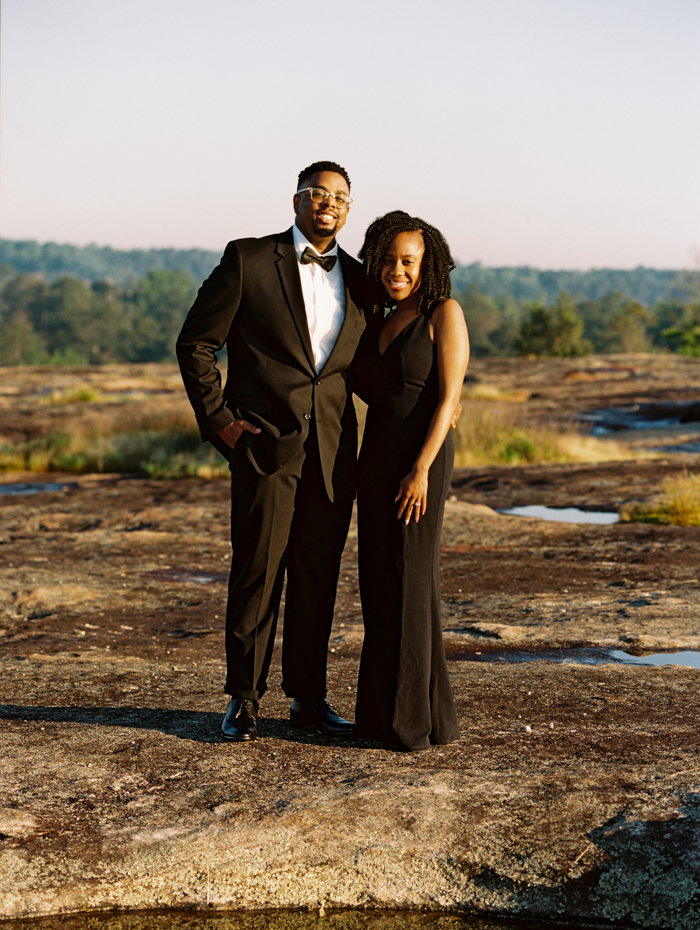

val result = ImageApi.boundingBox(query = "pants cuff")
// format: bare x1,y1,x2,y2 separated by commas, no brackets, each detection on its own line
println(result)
224,685,266,701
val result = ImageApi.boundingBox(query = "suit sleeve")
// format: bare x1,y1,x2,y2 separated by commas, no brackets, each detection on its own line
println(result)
176,241,243,441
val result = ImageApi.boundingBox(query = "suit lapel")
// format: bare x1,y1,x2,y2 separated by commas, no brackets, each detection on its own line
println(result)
274,229,316,372
321,249,366,372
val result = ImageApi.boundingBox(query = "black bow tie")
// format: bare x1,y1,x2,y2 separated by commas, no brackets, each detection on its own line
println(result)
300,247,337,273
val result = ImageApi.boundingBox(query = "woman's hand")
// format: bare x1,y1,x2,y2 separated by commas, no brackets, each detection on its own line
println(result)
395,467,429,524
451,402,462,429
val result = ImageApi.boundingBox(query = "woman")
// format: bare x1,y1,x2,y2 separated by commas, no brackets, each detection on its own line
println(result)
354,211,470,751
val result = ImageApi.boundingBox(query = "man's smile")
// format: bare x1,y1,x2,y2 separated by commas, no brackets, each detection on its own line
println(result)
293,169,350,250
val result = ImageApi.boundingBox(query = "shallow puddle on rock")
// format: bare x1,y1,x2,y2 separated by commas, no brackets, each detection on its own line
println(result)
610,649,700,669
447,646,700,668
0,481,69,496
447,646,613,665
581,400,700,433
654,439,700,454
0,911,588,930
498,504,619,524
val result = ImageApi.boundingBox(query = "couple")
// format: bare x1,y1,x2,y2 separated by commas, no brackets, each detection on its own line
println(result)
176,160,469,752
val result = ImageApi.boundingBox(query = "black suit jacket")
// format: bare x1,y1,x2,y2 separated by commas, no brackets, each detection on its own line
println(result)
176,227,367,502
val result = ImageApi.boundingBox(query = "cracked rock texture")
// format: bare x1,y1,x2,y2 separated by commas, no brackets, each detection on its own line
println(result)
2,358,700,927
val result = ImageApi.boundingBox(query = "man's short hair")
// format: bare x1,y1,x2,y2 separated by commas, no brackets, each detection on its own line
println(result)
297,161,351,191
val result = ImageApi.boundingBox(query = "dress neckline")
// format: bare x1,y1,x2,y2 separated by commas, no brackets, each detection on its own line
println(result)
377,312,423,357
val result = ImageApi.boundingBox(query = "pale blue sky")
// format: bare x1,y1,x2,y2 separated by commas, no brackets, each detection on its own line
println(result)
2,0,699,269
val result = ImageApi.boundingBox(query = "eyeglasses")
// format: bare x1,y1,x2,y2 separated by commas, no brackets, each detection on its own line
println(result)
297,187,353,207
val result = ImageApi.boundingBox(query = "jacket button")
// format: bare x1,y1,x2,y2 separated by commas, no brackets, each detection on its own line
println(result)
315,380,321,386
304,413,311,420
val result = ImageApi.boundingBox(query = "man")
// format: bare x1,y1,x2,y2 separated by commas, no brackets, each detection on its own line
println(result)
176,161,366,742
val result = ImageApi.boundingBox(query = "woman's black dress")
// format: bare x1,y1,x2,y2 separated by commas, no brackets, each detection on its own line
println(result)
355,311,460,751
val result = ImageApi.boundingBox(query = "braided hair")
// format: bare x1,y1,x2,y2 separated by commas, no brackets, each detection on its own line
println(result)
359,210,455,316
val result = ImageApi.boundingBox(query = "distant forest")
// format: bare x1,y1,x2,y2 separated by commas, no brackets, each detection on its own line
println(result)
0,239,220,286
0,237,686,304
450,263,684,306
1,238,699,364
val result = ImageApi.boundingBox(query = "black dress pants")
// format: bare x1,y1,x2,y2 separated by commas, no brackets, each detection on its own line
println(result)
224,421,353,701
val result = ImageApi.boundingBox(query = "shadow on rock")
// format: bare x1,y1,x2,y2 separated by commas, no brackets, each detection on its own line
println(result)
0,703,223,743
425,794,700,928
256,716,399,752
0,704,386,750
583,791,700,929
0,907,580,930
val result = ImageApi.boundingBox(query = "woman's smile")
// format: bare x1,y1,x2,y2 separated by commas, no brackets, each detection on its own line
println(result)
380,230,425,305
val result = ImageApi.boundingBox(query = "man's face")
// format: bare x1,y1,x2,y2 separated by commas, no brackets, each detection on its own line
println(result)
293,171,351,248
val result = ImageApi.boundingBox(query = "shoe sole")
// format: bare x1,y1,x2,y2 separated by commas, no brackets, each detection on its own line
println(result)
221,729,257,741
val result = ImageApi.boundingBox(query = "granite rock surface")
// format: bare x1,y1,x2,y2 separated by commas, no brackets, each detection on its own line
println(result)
3,357,700,927
1,467,700,928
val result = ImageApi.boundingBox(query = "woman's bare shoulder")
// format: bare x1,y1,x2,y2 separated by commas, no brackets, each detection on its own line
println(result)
432,297,462,319
431,298,465,328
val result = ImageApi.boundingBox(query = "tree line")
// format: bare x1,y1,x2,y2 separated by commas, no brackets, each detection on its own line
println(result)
0,239,219,285
451,262,683,306
0,238,687,302
0,266,196,366
1,257,699,366
461,276,700,357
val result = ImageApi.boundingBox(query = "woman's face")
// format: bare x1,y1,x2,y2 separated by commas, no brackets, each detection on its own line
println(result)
380,230,424,304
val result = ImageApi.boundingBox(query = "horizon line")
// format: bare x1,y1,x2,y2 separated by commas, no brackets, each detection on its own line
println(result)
0,237,688,275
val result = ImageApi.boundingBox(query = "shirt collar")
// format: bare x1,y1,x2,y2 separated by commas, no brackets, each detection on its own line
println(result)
293,223,339,261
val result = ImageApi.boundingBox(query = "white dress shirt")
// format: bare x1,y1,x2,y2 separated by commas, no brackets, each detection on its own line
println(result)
293,223,346,372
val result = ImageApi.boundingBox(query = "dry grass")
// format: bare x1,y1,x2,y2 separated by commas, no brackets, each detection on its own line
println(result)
462,384,532,403
0,392,637,478
358,395,634,467
453,400,635,467
0,406,229,479
621,470,700,526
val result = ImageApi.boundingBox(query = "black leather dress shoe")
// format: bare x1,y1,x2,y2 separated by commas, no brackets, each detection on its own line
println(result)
289,698,354,737
221,697,259,741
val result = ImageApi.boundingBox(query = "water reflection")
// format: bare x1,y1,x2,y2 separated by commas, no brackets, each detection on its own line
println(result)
448,646,700,669
654,440,700,454
447,646,610,664
610,649,700,669
499,505,619,525
0,482,68,496
581,400,700,434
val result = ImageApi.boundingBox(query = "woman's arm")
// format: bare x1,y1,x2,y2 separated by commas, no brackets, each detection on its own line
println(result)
395,299,470,523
